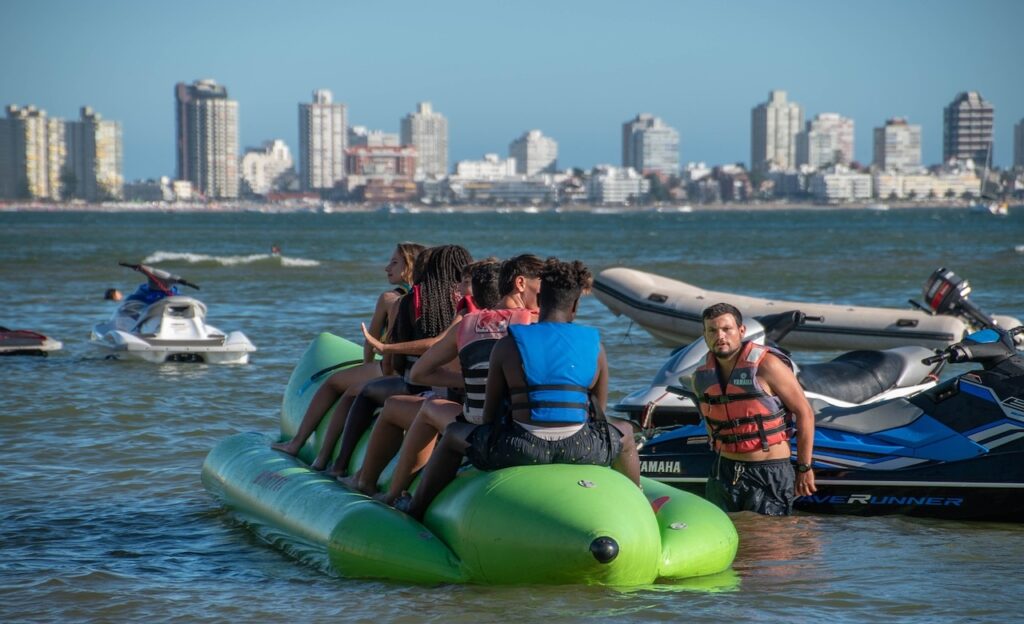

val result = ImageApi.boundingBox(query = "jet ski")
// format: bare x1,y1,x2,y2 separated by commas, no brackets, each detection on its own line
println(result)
91,262,256,364
0,327,62,356
617,310,944,430
637,325,1024,521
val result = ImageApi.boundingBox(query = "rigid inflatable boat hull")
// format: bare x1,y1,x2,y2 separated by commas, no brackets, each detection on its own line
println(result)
593,267,1010,351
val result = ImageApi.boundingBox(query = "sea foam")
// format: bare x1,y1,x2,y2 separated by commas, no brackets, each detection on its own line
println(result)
143,251,320,267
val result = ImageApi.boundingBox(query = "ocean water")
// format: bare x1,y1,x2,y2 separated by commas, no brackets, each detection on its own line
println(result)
1,207,1023,622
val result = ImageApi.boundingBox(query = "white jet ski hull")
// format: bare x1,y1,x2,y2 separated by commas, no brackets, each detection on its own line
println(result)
92,328,255,364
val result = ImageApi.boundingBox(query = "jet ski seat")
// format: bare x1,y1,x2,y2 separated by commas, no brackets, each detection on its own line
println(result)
797,350,905,405
132,297,207,333
813,399,925,435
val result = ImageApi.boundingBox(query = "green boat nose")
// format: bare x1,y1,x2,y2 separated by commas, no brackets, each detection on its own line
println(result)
590,537,619,564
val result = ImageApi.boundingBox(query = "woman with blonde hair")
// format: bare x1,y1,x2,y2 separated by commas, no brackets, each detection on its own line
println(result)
271,241,425,460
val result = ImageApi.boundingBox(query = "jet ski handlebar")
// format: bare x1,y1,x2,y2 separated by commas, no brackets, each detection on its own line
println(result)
921,326,1024,366
118,262,200,291
754,310,825,345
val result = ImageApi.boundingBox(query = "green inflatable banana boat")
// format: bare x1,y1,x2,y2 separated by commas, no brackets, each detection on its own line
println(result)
202,332,738,585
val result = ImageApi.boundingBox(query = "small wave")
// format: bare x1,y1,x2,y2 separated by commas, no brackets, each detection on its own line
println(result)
280,257,320,267
1015,245,1024,254
143,251,320,267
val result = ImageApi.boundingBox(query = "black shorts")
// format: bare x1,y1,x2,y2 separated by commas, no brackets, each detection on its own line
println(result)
465,418,622,471
706,456,795,516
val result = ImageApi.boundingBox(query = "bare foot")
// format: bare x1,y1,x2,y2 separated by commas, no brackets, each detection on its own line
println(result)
373,491,396,505
337,473,361,489
270,440,300,456
310,458,327,471
324,465,346,479
392,493,413,514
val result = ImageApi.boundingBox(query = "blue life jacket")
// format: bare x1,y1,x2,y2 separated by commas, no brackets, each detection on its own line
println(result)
126,283,178,305
508,322,600,423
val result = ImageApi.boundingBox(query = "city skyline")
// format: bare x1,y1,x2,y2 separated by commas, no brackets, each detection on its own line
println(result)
3,0,1022,181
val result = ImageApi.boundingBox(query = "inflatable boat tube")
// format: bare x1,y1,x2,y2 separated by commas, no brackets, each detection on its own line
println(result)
202,332,738,585
593,267,982,350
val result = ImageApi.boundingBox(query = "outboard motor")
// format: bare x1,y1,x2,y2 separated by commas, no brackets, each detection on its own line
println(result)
922,267,998,331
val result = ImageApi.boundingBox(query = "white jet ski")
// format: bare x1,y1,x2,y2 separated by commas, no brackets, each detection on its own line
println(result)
615,310,944,430
91,263,256,364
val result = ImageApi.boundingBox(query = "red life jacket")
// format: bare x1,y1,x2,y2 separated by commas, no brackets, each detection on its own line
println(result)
693,341,793,454
456,295,479,316
456,308,533,423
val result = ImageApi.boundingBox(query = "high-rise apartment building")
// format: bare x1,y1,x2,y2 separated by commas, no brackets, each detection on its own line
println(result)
797,113,854,169
0,105,66,199
622,113,680,178
751,90,803,172
509,130,557,176
1014,118,1024,169
240,140,293,196
175,79,238,199
348,126,399,148
873,118,922,172
65,106,123,201
401,101,448,178
943,91,994,167
299,89,346,191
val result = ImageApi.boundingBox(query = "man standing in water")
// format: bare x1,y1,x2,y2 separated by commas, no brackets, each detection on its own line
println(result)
694,303,816,515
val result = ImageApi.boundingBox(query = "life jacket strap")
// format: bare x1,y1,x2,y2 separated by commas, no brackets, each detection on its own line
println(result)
510,400,590,411
708,409,788,452
509,383,591,394
712,422,789,447
699,391,769,405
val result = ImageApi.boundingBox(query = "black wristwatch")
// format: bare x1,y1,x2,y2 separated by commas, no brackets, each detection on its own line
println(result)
795,463,812,473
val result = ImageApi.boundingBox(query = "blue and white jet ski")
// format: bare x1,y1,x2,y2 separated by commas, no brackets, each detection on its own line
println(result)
638,325,1024,521
91,263,256,364
617,310,944,430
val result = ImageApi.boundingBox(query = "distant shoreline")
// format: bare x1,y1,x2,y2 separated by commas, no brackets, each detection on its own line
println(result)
0,199,981,214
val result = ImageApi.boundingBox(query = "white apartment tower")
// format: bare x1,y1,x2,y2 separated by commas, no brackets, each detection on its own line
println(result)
175,79,239,199
751,90,803,172
299,89,347,191
0,105,66,199
873,118,922,172
622,113,680,177
240,140,293,196
348,126,399,148
797,113,854,169
65,106,123,201
943,91,994,167
401,101,448,178
509,130,558,176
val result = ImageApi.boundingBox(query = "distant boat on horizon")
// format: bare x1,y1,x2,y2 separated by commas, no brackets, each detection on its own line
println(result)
971,200,1009,216
971,139,1008,216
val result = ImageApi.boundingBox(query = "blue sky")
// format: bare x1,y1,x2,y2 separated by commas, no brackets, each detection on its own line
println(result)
3,0,1022,180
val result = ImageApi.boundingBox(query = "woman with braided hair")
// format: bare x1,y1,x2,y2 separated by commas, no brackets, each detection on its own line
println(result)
272,242,425,461
320,244,474,477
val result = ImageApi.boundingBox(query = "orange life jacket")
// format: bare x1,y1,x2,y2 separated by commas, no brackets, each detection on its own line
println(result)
693,341,792,453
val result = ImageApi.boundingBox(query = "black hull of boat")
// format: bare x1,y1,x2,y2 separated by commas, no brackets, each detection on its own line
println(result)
0,348,51,356
640,447,1024,522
